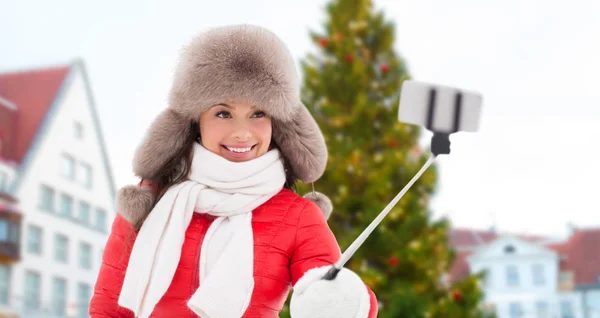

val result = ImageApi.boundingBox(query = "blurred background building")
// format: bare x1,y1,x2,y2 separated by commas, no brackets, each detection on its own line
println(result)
449,228,600,318
0,60,115,317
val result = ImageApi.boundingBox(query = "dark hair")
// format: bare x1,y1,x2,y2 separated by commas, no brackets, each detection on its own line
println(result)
131,121,298,232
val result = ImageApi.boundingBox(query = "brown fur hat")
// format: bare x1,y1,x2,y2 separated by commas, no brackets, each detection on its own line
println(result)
118,24,332,223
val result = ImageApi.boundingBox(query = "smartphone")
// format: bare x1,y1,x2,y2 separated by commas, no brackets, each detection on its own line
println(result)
398,80,482,133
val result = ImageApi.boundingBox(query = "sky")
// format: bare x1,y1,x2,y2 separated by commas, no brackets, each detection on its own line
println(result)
1,0,599,237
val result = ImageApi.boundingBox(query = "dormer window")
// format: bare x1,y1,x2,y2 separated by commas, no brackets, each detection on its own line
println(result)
504,245,516,254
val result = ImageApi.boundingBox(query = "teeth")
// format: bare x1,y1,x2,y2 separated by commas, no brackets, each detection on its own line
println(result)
226,146,252,153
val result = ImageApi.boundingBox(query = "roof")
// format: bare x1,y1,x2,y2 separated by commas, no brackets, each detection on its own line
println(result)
450,228,498,249
548,229,600,286
449,228,600,286
0,65,70,163
449,228,548,251
449,250,472,282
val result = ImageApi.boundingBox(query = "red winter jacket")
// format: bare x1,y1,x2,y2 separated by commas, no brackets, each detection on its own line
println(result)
90,188,378,317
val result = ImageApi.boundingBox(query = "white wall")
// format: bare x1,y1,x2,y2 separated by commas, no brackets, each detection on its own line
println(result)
11,64,114,316
467,236,585,318
469,237,559,296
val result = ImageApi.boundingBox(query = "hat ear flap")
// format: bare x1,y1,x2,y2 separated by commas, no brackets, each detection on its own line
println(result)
116,184,155,225
272,104,328,183
133,109,192,180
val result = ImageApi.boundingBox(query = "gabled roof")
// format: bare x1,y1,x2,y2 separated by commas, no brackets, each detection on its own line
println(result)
468,235,558,262
450,228,548,251
0,64,70,163
449,228,497,249
0,60,116,202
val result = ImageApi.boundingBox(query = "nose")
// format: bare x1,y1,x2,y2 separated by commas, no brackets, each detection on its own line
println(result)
232,120,252,141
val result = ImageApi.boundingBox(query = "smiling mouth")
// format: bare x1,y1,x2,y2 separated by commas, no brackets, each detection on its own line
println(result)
222,145,256,153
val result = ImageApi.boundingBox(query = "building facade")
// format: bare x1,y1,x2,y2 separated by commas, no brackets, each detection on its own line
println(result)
0,60,116,317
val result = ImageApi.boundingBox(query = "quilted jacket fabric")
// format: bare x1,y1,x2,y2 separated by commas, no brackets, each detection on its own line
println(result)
90,188,378,317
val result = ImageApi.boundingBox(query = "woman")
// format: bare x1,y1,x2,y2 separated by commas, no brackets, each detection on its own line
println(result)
90,24,378,318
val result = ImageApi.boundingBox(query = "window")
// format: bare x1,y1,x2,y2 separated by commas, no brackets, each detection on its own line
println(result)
532,264,545,286
59,193,73,218
7,221,18,243
80,163,93,189
79,201,90,225
61,154,76,180
79,242,92,270
39,185,55,212
506,265,519,287
0,265,10,305
55,234,69,263
559,272,574,290
560,300,574,318
0,220,17,244
509,302,523,318
52,277,67,315
74,121,84,139
535,301,548,318
27,225,43,255
24,271,41,310
77,283,91,318
0,220,7,242
95,208,107,232
482,268,492,288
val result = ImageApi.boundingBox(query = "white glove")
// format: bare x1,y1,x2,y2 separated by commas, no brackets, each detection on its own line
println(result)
290,265,371,318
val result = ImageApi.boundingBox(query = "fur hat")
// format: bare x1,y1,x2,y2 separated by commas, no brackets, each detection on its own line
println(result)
117,24,332,224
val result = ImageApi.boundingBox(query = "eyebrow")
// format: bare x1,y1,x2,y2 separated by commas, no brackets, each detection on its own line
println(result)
216,103,258,109
216,103,233,109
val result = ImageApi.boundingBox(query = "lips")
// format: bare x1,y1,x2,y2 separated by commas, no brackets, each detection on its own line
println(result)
221,144,257,161
224,145,254,153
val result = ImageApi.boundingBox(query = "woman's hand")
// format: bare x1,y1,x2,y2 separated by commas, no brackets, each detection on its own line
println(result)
290,265,371,318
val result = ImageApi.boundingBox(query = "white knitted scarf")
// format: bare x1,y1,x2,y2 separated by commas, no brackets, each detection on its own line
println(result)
118,143,286,318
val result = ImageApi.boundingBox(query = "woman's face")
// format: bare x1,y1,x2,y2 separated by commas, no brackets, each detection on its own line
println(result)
199,101,272,162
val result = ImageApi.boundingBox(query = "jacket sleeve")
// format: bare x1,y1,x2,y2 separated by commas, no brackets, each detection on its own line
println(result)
289,199,378,318
89,214,136,317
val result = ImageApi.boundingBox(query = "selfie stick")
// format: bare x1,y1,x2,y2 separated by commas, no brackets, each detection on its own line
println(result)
323,81,482,280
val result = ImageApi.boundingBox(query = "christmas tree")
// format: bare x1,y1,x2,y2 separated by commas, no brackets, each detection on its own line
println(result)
284,0,494,317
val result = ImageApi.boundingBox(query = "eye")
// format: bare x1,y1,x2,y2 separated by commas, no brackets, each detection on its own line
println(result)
216,111,231,118
252,111,266,118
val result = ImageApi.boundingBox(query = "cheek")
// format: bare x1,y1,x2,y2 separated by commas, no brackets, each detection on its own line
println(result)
200,121,228,150
258,125,272,142
255,121,272,153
